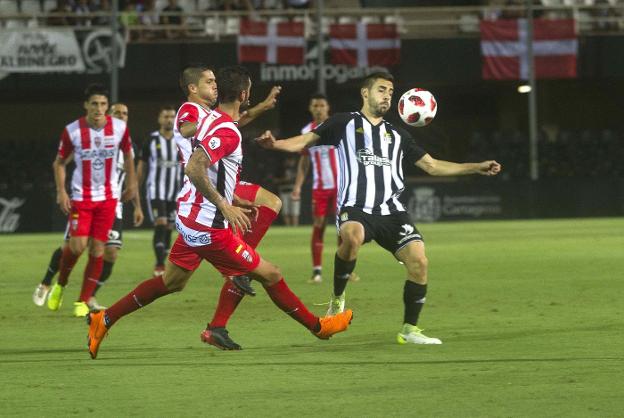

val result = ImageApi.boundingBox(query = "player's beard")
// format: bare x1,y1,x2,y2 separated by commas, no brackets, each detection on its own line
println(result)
369,97,390,118
240,98,251,112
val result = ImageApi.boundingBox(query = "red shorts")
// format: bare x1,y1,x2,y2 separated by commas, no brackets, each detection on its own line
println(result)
312,188,337,218
234,181,260,203
69,199,118,242
169,228,261,277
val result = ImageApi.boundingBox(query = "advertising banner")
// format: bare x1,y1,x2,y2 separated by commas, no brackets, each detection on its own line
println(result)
0,28,85,73
0,28,125,74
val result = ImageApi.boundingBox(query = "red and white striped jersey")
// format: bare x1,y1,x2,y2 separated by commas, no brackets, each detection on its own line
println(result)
176,109,242,240
301,121,338,191
58,116,132,202
174,101,212,167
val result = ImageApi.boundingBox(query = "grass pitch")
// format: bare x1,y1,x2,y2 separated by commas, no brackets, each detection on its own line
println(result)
1,218,623,417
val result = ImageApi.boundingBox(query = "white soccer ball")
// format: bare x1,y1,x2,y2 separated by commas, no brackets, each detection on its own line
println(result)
398,88,437,127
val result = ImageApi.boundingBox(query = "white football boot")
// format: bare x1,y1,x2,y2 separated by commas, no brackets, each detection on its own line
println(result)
32,284,50,306
325,292,345,316
397,325,442,345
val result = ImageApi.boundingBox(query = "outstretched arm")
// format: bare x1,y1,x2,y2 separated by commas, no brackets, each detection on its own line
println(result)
256,131,319,153
415,154,501,177
239,86,282,127
186,148,252,232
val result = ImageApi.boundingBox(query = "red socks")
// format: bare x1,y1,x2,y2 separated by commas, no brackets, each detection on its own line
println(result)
79,255,103,302
264,278,319,331
311,225,324,269
208,206,277,330
57,245,80,287
209,280,245,328
105,276,171,327
243,206,278,249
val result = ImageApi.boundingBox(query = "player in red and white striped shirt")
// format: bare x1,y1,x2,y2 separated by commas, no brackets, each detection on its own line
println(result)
86,66,352,358
292,94,359,284
174,66,290,342
47,84,138,317
32,103,144,311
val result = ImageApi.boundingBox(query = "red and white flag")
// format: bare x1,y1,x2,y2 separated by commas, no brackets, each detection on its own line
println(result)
329,23,400,67
238,19,305,65
480,19,577,80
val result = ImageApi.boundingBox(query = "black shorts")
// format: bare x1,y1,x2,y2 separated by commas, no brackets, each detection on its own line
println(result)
336,207,423,255
148,199,176,223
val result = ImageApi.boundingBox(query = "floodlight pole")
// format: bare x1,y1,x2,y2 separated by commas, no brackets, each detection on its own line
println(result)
526,0,539,180
110,0,119,103
316,0,326,94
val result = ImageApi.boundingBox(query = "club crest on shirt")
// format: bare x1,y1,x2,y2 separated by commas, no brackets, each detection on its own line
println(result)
94,136,102,148
384,132,393,143
208,137,221,150
340,212,349,222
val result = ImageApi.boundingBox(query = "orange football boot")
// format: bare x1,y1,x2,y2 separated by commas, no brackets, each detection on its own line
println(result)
87,311,109,359
315,309,353,340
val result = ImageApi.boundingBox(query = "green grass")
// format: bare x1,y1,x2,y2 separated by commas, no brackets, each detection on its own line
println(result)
1,218,623,417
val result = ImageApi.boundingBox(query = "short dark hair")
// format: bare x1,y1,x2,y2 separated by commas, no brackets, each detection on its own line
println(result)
310,93,328,102
361,72,394,90
159,105,176,113
216,65,251,104
179,65,213,96
84,83,109,101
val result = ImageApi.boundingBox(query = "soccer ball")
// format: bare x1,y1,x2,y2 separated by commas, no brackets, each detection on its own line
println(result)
397,88,437,127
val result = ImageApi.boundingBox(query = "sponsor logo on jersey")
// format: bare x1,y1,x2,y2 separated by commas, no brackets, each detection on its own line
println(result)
92,158,104,170
356,148,390,167
80,148,116,160
175,221,211,245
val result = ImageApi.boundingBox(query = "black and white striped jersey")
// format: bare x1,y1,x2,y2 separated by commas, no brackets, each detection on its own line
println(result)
140,130,183,201
313,112,427,215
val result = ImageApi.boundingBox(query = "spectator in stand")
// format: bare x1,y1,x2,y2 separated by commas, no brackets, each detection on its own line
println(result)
138,0,160,40
92,0,112,26
47,0,73,26
120,1,140,39
209,0,254,12
161,0,185,39
283,0,311,9
73,0,93,26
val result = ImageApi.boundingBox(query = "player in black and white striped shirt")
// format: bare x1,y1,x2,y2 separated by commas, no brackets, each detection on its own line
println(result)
258,72,501,345
137,106,184,275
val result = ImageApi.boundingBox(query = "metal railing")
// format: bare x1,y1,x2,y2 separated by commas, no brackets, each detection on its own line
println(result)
1,4,623,41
